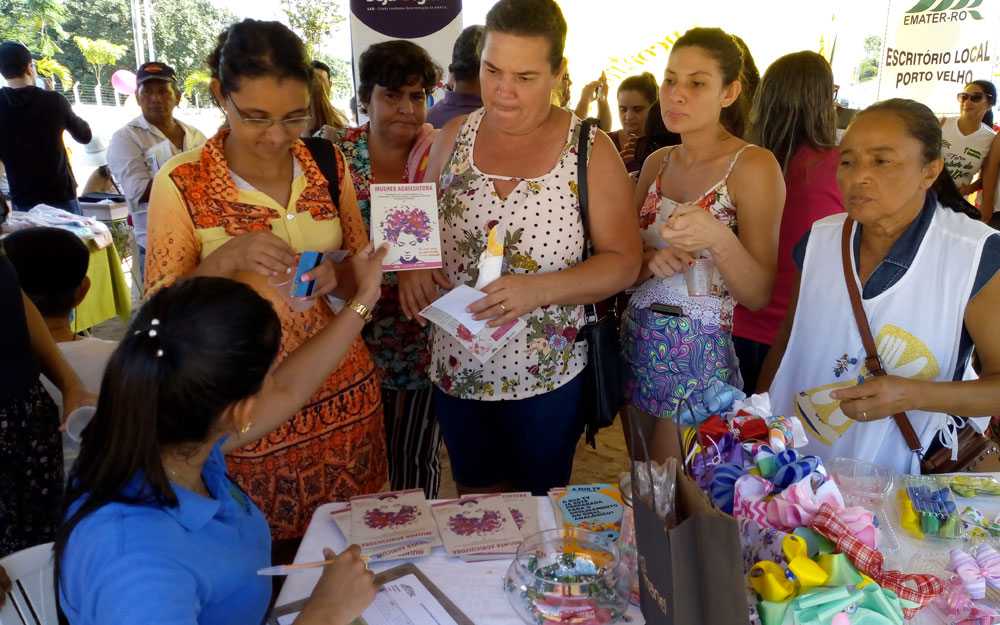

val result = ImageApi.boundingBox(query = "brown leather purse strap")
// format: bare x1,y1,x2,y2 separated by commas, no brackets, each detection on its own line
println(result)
840,218,923,452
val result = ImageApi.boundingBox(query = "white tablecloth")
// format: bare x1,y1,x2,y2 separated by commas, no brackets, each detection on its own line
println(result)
275,498,645,625
276,475,1000,625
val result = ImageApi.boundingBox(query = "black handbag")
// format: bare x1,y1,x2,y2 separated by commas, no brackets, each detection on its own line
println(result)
576,118,626,447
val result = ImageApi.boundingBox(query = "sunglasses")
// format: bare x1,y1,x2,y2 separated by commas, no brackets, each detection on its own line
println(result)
957,92,993,104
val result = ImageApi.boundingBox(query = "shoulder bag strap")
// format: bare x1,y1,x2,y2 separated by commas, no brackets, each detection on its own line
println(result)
840,217,923,452
300,137,341,203
577,118,597,323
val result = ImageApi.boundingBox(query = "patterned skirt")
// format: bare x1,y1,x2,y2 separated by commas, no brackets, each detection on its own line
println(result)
621,305,739,419
0,381,62,557
226,336,387,539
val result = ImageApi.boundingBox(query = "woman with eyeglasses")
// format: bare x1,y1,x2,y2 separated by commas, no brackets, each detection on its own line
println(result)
144,19,387,556
940,80,996,197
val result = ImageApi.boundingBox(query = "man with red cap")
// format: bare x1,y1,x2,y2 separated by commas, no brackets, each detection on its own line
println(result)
107,61,206,282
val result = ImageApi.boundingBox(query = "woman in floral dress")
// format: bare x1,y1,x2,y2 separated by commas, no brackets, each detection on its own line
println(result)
399,0,641,495
319,40,443,497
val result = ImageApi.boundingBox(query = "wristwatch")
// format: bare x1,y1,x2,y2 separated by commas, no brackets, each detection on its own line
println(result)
346,298,373,323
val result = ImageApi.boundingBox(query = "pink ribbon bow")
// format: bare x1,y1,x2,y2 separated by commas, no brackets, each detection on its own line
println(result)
733,475,878,548
950,544,1000,600
811,503,944,619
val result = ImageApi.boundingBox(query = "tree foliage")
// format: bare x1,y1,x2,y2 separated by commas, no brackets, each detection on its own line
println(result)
36,56,71,90
282,0,344,55
315,53,353,100
5,0,234,104
73,35,126,84
858,35,882,83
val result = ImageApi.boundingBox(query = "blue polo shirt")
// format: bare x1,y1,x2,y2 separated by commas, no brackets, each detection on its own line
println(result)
793,194,1000,379
59,440,271,625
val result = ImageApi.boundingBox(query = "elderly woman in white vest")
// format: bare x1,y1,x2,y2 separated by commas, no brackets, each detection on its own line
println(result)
759,98,1000,475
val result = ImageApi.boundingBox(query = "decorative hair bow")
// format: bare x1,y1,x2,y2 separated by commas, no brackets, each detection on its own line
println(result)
676,380,745,424
948,544,1000,600
756,579,905,625
811,503,944,619
750,535,830,602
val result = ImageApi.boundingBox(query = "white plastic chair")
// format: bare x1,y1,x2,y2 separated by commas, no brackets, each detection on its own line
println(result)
0,543,56,625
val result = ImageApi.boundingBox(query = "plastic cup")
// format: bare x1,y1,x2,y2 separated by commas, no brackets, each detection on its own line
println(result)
268,266,314,313
65,405,97,444
684,257,714,297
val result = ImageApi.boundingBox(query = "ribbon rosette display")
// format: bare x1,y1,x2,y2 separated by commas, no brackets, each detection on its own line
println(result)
810,503,943,619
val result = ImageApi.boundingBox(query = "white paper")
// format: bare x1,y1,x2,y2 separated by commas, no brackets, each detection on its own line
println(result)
274,573,459,625
419,286,526,364
143,139,173,176
359,573,460,625
422,286,489,335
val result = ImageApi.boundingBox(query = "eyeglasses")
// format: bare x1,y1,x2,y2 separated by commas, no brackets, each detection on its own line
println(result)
957,92,993,104
226,94,311,132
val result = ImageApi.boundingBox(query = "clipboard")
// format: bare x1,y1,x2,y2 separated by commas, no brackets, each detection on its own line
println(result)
267,563,476,625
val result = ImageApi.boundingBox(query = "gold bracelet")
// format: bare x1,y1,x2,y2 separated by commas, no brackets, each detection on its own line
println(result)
346,298,373,323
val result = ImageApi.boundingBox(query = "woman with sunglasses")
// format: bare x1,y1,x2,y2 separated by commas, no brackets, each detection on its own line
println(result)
145,19,387,556
941,80,996,197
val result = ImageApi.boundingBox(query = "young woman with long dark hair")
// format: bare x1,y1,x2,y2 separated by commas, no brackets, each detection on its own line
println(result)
732,50,844,392
57,241,386,624
620,27,785,462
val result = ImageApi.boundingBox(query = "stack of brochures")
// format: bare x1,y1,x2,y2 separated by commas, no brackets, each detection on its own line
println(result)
431,494,524,562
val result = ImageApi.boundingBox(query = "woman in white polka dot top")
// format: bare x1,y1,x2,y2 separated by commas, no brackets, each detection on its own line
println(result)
398,0,641,495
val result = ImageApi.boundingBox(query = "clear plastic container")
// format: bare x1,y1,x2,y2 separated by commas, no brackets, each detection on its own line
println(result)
899,475,965,540
828,457,895,509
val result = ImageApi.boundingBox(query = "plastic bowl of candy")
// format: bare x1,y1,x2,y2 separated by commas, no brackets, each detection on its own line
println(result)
504,528,631,625
828,457,895,509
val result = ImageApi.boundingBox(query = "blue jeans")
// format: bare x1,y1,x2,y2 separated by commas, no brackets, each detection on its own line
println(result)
433,374,585,495
12,198,81,215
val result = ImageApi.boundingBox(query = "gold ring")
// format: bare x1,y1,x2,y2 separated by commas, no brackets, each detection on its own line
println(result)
500,303,507,312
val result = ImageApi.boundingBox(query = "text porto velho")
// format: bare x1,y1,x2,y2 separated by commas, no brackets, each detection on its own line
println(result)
884,42,990,87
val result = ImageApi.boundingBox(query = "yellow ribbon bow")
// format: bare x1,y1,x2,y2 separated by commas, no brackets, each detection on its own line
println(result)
750,535,830,602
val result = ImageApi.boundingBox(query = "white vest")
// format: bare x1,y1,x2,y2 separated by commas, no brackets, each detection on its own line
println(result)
941,116,995,189
768,207,992,474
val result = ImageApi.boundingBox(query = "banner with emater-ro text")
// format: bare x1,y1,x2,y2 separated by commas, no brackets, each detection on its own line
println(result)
349,0,463,121
878,0,998,114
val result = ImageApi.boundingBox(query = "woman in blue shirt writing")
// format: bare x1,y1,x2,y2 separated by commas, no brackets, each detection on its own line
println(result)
55,243,388,625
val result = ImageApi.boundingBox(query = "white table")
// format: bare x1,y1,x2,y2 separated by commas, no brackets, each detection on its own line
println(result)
277,476,1000,625
275,499,645,625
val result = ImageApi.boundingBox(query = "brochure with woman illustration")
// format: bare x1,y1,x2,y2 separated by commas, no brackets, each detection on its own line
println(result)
371,183,443,271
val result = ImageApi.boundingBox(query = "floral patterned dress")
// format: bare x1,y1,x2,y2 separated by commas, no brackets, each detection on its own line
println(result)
622,145,751,418
322,123,444,497
431,108,596,400
323,123,433,391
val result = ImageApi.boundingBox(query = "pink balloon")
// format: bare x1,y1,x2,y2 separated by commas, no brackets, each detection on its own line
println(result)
111,70,137,95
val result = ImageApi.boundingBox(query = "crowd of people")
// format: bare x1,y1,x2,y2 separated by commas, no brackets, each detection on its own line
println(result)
1,0,999,622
